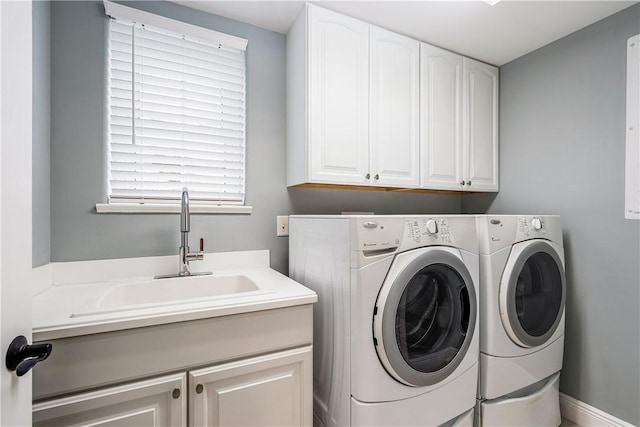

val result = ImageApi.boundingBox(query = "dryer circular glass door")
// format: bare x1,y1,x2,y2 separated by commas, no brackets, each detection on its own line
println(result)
499,240,566,348
373,248,476,387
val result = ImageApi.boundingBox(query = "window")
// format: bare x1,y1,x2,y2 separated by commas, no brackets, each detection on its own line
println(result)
102,1,249,212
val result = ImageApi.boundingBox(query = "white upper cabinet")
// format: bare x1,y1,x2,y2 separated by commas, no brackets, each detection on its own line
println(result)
287,4,498,192
420,43,463,190
288,5,369,186
420,47,499,192
370,26,420,188
463,57,499,192
307,5,370,185
288,5,420,188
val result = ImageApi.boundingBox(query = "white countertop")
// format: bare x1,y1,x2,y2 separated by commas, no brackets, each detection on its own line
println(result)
32,250,317,342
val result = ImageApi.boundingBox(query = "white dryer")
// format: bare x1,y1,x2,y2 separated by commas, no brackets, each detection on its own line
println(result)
289,215,480,427
475,215,566,427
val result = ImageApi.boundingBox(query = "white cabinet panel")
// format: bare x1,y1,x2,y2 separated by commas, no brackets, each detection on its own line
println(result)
420,48,498,192
420,43,463,190
33,374,187,427
463,57,499,192
288,4,369,186
370,26,420,187
308,6,370,185
189,346,312,427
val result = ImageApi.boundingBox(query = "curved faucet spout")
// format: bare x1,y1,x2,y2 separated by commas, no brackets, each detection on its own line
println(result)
180,188,190,233
154,188,210,279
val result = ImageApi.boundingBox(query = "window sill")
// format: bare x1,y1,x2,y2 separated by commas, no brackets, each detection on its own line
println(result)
95,203,253,214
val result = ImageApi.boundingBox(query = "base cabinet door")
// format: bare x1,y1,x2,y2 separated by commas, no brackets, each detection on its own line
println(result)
189,346,312,427
32,374,187,427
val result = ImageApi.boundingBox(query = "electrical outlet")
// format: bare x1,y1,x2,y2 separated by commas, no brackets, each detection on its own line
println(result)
277,216,289,237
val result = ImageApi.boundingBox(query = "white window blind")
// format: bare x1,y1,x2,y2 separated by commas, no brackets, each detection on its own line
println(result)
106,2,247,206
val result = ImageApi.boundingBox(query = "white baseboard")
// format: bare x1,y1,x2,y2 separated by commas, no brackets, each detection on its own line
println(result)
560,393,635,427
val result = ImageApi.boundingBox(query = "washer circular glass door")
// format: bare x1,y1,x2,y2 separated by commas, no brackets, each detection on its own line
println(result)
499,240,566,348
373,248,476,387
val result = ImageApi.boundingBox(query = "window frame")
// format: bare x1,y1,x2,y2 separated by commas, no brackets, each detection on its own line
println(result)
97,0,252,214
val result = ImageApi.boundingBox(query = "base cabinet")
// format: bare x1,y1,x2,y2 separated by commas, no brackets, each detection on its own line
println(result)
33,374,187,427
189,347,312,427
32,305,314,427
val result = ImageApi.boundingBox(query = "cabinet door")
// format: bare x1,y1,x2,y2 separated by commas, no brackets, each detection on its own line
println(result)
189,346,312,427
463,57,499,192
370,26,420,188
420,43,463,190
308,6,370,185
33,373,186,427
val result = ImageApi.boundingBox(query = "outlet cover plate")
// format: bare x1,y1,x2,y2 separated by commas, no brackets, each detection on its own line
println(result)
277,216,289,237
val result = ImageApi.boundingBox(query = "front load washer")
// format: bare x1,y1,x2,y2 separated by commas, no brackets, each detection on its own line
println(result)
289,215,480,427
475,215,566,427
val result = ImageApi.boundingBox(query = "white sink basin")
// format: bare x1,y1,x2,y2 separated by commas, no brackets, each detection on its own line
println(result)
71,274,265,317
101,274,260,309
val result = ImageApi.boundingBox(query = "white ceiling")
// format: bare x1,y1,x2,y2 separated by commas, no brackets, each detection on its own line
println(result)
172,0,637,65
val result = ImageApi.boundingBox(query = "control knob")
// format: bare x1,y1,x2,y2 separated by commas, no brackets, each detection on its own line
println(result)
531,218,543,230
426,219,438,235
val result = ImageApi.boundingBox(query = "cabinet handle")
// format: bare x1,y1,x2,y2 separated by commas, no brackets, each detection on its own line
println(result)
172,388,181,399
365,173,370,180
466,181,472,186
460,181,465,186
196,384,204,394
374,174,379,180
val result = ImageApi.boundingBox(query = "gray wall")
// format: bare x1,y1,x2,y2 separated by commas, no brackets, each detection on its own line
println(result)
33,0,51,267
46,1,461,273
463,4,640,424
35,0,640,421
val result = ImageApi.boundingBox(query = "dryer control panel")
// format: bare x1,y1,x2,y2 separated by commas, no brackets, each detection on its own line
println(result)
517,216,548,239
478,215,563,254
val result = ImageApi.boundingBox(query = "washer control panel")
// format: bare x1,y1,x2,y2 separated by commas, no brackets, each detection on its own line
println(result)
405,217,453,245
353,216,477,254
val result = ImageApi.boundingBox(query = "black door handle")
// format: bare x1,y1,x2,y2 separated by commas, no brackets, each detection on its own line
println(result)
6,335,52,376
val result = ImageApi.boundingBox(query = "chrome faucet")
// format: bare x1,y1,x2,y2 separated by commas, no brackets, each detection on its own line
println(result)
179,189,203,275
155,188,211,279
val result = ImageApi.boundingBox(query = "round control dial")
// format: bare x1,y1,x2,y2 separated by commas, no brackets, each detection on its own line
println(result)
426,219,438,234
531,218,543,230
